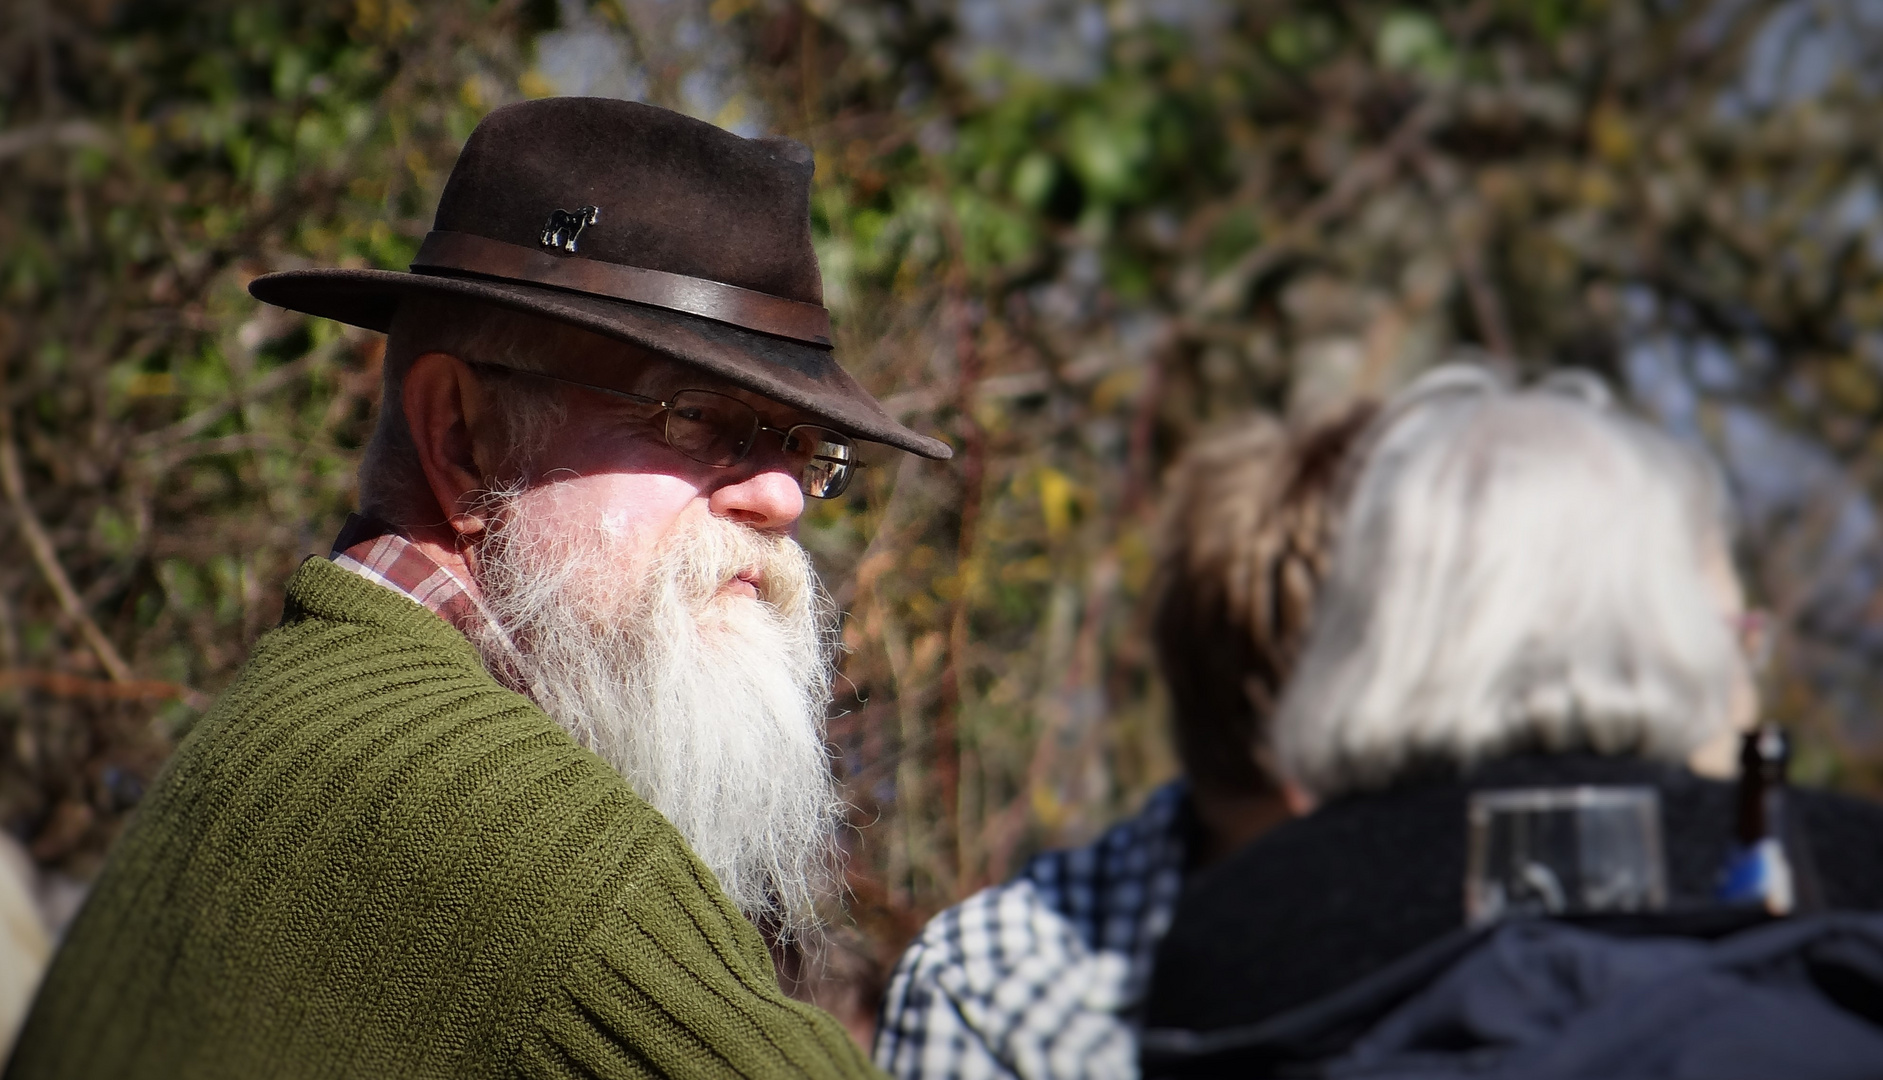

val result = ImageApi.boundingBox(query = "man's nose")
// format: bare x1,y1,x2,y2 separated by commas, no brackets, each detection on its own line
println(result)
708,463,805,531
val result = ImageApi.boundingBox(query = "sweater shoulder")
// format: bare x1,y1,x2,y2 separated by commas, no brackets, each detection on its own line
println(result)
12,559,695,1078
173,557,609,827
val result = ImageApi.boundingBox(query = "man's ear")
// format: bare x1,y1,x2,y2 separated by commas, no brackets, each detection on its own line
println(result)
402,351,497,536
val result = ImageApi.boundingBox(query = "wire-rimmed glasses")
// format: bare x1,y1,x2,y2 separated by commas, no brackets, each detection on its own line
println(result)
491,368,860,498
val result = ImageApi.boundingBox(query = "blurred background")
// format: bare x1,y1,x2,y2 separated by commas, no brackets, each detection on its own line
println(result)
9,0,1883,1039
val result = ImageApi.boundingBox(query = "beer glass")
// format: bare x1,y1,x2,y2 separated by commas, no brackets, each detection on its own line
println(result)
1465,786,1668,926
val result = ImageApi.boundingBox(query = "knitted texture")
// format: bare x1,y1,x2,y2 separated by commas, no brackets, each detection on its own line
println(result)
5,557,878,1080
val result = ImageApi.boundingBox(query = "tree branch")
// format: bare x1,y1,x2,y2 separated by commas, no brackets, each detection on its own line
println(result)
0,421,133,683
0,668,207,710
128,340,338,453
1183,97,1447,322
0,120,109,163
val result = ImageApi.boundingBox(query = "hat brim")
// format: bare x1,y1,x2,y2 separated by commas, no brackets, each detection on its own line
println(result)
248,267,954,461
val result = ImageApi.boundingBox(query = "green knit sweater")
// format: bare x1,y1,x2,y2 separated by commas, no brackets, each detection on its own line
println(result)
5,557,879,1079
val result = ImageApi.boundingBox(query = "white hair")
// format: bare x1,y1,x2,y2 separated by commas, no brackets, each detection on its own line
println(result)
466,490,845,936
1274,364,1750,799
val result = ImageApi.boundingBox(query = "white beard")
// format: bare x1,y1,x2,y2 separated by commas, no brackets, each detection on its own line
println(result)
465,496,844,935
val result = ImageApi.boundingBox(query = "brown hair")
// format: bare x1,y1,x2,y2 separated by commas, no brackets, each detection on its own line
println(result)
1149,404,1375,798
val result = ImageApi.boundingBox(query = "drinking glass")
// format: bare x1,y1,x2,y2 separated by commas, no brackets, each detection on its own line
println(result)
1465,786,1668,926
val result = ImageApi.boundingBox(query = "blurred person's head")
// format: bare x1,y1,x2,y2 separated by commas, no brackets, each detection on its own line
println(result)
1274,364,1755,802
1151,404,1375,858
355,295,848,935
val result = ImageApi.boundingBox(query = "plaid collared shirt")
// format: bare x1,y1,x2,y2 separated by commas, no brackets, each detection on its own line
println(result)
329,514,490,634
873,782,1191,1080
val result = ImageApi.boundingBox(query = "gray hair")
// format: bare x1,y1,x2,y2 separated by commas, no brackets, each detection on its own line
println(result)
358,297,577,525
1273,364,1748,799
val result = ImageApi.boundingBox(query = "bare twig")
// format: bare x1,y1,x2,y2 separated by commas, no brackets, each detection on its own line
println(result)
151,431,311,470
1184,98,1447,322
0,668,208,710
0,422,133,682
129,341,337,453
941,282,981,890
1456,241,1516,362
1413,150,1517,362
0,120,110,163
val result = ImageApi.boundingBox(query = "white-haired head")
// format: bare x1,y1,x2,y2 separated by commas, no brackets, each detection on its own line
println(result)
1274,364,1754,800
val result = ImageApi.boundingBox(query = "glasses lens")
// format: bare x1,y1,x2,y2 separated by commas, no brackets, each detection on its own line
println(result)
664,390,759,466
782,426,855,498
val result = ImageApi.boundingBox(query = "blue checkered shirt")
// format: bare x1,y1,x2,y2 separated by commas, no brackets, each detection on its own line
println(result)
873,783,1190,1080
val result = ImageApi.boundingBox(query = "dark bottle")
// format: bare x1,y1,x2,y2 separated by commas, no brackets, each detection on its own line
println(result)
1737,724,1790,844
1717,722,1798,914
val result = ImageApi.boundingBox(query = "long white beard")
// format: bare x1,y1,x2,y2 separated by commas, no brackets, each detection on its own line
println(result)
466,497,844,935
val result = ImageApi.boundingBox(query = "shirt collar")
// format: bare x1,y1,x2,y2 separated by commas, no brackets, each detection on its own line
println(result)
328,514,492,637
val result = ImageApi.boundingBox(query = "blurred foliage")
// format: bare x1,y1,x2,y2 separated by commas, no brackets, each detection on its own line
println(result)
0,0,556,876
11,0,1883,1023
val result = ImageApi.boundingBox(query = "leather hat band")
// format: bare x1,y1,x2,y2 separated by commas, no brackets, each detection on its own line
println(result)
410,231,833,347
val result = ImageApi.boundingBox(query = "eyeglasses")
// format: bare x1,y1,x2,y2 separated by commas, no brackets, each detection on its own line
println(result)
490,368,860,499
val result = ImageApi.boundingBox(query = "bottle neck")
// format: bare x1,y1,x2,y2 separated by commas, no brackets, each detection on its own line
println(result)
1735,722,1790,846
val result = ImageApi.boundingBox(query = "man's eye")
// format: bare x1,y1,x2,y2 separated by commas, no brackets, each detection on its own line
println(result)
673,407,707,422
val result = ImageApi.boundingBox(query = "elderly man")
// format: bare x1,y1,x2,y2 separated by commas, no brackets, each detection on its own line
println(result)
6,98,948,1079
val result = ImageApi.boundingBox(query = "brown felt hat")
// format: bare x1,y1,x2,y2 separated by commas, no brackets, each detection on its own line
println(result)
249,97,952,460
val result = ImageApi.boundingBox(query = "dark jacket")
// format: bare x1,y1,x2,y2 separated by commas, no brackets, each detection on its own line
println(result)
1142,911,1883,1079
1144,753,1883,1035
